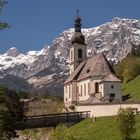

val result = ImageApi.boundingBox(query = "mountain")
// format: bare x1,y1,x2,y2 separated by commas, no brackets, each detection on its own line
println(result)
0,17,140,95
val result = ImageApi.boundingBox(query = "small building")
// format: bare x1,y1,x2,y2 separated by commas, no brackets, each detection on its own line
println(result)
64,12,122,107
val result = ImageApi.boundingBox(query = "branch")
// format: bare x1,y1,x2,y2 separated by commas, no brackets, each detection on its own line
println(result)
0,0,8,12
0,22,10,29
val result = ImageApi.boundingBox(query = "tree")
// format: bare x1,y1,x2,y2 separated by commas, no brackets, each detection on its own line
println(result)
117,108,136,140
0,0,10,29
114,53,140,83
0,86,24,139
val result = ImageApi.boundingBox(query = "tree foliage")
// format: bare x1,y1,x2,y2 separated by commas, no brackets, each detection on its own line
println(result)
117,108,136,140
0,86,24,139
0,0,7,11
0,0,10,29
114,45,140,83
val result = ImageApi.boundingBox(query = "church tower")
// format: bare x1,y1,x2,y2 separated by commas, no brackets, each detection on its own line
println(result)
70,11,87,74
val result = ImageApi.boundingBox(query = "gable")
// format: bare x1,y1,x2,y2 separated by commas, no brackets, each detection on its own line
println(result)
64,61,86,84
102,73,121,82
77,53,115,80
64,53,117,84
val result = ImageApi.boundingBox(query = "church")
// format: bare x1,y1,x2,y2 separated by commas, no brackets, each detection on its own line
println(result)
64,13,122,107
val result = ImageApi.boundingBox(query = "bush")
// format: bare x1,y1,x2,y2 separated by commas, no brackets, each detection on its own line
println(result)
117,108,136,140
49,124,67,140
69,105,75,111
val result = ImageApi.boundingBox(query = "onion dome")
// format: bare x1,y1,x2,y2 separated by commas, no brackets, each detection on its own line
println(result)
71,10,85,45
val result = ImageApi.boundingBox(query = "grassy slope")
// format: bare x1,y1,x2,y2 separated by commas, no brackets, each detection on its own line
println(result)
65,116,140,140
122,75,140,100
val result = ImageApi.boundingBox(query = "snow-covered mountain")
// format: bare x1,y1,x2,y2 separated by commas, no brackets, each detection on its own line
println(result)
0,17,140,94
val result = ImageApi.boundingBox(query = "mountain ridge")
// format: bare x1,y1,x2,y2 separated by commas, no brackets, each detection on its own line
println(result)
0,17,140,95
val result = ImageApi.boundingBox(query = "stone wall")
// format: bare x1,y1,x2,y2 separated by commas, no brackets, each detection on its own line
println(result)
76,102,140,117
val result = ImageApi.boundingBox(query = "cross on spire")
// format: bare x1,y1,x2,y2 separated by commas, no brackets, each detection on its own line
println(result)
74,10,81,32
72,11,85,44
77,10,79,17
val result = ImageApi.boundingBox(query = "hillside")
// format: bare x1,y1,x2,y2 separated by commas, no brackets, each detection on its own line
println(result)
122,75,140,100
64,116,140,140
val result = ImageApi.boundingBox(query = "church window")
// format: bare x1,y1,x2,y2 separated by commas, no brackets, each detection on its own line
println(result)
69,85,71,98
87,69,90,73
84,84,86,96
77,86,79,95
111,85,114,89
88,83,90,94
81,85,82,96
66,98,68,101
95,82,99,93
78,49,82,58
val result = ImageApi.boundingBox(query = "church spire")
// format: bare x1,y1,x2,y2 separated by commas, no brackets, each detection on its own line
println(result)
72,10,85,45
74,10,81,32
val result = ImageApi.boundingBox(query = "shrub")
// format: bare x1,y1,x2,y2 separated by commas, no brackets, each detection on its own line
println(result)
69,105,75,111
49,124,67,140
117,108,136,140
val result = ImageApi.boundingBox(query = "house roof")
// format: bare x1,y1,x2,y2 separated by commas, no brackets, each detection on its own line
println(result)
64,61,86,84
102,73,121,82
64,53,119,84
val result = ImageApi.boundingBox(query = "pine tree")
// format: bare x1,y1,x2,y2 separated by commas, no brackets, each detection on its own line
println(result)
0,86,24,139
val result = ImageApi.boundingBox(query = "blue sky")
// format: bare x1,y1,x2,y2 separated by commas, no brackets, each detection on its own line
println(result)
0,0,140,53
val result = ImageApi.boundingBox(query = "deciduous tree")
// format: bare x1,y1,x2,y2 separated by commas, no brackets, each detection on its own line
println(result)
117,108,136,140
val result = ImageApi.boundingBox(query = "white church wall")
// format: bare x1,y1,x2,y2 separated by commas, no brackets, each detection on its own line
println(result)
76,102,140,117
70,47,74,63
100,83,104,97
72,81,77,101
64,84,73,107
77,79,90,101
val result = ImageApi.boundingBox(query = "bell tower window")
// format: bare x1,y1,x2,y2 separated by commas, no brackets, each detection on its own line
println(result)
78,49,82,58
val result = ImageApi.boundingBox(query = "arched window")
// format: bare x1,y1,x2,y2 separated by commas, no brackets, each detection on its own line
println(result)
78,49,82,58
